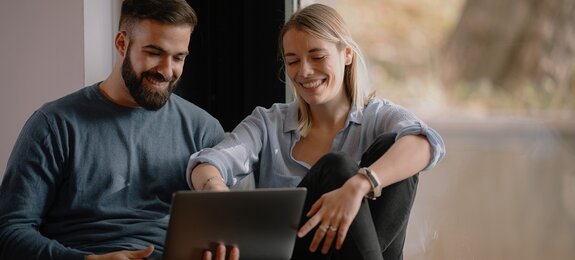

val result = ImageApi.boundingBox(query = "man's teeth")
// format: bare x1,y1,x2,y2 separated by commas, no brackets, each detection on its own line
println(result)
301,80,323,88
147,77,167,86
148,78,162,84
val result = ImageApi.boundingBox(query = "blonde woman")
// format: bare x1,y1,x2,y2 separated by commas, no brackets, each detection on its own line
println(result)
188,4,445,259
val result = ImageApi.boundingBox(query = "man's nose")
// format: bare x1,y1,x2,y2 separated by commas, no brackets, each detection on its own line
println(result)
156,57,174,80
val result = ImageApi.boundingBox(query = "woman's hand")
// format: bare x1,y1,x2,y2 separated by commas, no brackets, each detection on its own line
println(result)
296,175,370,254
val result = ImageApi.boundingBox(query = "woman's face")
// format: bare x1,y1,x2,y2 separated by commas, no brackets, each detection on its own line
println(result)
283,29,352,107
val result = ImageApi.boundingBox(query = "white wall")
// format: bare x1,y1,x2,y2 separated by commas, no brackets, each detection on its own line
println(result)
84,0,120,86
0,0,85,180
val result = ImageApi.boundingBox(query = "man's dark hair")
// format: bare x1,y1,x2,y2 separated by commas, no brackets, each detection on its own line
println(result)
119,0,198,34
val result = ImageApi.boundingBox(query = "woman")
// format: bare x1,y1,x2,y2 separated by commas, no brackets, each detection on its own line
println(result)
188,4,445,260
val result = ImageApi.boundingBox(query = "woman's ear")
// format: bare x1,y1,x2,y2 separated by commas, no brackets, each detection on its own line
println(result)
345,46,353,65
115,31,128,58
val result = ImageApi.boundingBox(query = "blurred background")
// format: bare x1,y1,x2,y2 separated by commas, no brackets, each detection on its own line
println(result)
1,0,574,259
335,0,575,259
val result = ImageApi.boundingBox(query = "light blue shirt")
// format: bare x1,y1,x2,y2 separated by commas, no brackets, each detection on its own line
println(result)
187,99,445,188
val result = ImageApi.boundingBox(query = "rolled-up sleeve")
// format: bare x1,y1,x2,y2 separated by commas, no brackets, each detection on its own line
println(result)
370,100,446,172
187,107,268,188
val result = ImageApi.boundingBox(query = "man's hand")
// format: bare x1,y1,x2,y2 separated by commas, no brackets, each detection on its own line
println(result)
85,245,154,260
202,244,239,260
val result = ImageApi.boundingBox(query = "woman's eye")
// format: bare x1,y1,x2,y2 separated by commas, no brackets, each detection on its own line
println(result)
287,60,299,65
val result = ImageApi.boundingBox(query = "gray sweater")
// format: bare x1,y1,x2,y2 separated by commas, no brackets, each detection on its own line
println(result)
0,84,224,260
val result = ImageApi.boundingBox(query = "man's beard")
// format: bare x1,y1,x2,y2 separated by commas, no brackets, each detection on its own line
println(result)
121,48,179,110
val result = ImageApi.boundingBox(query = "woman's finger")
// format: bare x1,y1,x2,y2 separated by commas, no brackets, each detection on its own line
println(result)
298,206,325,238
298,215,320,237
306,196,323,217
335,221,349,250
321,224,338,254
309,224,329,252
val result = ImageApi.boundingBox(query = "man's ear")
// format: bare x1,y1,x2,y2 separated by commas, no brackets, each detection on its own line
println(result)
115,31,128,58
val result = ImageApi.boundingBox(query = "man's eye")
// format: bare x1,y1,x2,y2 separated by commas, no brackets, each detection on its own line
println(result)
312,56,325,60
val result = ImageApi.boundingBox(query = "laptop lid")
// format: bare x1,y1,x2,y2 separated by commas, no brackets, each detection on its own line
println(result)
163,188,307,260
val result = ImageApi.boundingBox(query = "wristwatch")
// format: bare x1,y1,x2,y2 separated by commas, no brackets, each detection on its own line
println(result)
357,167,383,200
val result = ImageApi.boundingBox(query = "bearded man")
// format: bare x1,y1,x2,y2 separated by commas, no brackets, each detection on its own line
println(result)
0,1,226,259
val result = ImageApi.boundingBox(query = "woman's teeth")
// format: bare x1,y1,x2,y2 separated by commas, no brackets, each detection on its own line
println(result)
301,80,323,88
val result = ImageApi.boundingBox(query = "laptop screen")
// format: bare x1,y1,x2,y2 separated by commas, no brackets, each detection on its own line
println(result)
163,188,307,260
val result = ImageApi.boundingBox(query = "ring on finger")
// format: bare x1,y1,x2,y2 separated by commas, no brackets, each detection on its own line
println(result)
328,225,338,232
319,225,329,232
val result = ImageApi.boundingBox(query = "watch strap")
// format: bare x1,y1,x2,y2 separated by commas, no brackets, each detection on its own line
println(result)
358,167,382,200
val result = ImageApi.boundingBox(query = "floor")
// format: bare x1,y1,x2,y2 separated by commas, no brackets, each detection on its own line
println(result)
404,114,575,259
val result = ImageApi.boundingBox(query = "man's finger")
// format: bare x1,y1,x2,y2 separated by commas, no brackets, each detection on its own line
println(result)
229,246,240,260
215,243,226,260
127,245,154,258
202,249,213,260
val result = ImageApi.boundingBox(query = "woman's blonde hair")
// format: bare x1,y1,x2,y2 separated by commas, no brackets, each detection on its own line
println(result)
279,3,374,137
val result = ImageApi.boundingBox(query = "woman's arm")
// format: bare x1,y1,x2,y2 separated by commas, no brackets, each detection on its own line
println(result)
191,163,229,191
298,134,433,253
186,106,277,190
367,134,431,189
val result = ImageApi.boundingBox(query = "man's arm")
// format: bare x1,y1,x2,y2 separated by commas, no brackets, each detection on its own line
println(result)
0,112,88,260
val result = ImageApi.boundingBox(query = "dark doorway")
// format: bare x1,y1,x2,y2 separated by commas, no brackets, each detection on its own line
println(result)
177,0,286,131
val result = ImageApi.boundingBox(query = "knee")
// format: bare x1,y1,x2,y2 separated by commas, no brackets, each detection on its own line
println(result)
314,152,358,182
360,133,397,167
373,133,397,150
301,153,361,201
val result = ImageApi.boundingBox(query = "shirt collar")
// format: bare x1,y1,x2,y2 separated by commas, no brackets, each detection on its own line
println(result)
348,102,363,125
283,101,364,133
284,101,299,133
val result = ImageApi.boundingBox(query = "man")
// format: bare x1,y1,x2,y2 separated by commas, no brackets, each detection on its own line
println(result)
0,0,232,259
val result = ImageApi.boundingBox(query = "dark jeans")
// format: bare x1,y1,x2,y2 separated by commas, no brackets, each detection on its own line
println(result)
291,133,419,260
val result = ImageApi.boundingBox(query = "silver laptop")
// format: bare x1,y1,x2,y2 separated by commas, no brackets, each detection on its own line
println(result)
162,188,307,260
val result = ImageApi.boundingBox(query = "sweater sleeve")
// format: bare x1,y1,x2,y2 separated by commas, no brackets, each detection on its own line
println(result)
0,111,88,260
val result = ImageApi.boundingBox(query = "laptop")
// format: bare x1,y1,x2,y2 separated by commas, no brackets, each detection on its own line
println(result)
162,188,307,260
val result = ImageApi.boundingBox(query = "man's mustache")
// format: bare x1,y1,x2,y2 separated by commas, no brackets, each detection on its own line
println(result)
142,71,176,83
